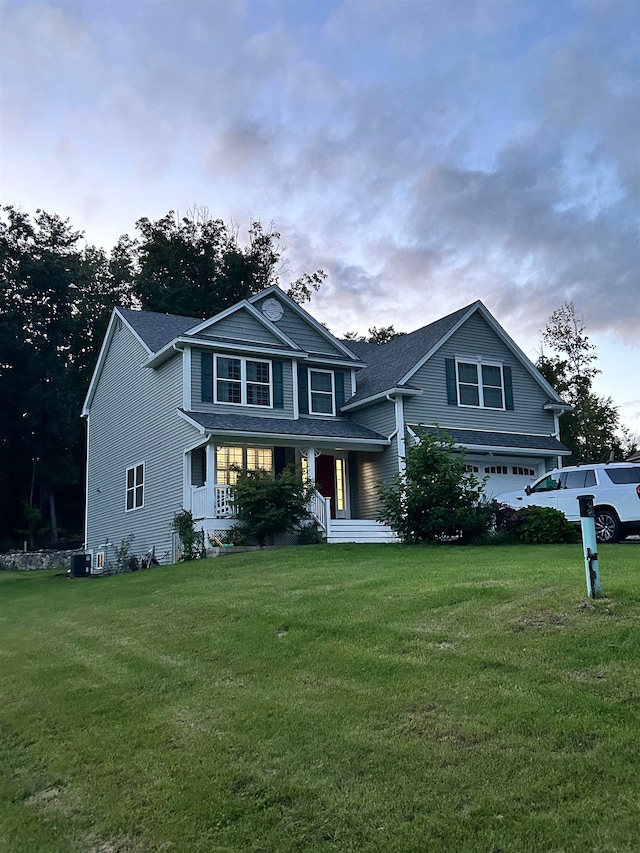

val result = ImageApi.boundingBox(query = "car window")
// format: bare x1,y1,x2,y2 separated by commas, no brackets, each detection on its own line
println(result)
564,470,596,489
531,475,561,493
602,467,640,484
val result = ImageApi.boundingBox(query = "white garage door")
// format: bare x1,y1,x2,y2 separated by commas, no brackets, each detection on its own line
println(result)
464,458,542,499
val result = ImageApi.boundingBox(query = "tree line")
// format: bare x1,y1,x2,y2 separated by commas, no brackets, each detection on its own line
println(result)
0,204,634,549
0,205,324,549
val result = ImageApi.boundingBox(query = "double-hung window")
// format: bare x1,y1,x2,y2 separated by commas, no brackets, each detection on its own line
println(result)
216,446,274,486
456,359,505,409
215,356,271,407
126,463,144,511
309,369,335,415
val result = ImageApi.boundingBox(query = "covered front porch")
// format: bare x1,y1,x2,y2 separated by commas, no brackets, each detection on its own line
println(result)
179,411,397,543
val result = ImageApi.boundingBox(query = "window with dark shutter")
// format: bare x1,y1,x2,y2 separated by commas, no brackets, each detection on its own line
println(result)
298,365,309,414
445,359,457,405
273,360,284,409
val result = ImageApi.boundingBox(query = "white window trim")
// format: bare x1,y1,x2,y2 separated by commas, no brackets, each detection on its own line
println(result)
214,355,273,409
308,368,336,416
215,445,274,486
455,357,505,410
125,462,145,512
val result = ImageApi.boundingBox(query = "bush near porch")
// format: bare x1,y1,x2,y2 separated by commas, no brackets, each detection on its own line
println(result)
2,543,639,853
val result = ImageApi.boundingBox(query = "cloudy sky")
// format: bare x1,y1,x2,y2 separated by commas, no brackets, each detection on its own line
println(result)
2,0,639,437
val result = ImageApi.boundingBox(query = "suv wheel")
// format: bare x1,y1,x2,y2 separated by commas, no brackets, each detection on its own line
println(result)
595,509,621,543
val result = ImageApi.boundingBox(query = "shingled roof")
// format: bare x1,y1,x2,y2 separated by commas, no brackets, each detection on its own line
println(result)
180,411,389,445
411,425,570,454
118,307,203,354
343,303,474,406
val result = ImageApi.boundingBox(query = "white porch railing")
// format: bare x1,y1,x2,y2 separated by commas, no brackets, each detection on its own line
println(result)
191,485,208,519
191,484,236,519
308,490,331,534
214,484,236,518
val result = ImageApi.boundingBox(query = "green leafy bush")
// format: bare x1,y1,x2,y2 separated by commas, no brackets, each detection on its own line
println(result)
514,506,580,544
172,510,206,561
297,523,324,545
377,427,488,544
232,464,314,546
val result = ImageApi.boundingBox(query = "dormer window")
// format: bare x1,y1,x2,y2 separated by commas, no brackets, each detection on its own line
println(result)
215,356,272,407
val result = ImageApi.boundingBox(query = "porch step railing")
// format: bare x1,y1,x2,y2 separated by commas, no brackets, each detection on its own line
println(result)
308,490,331,535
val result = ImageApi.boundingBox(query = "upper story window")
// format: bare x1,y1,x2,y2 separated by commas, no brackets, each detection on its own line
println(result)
126,463,144,511
455,358,505,410
215,356,272,407
309,369,335,415
297,366,346,417
446,357,514,411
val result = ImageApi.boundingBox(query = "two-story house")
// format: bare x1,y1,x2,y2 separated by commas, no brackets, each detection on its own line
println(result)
82,286,570,567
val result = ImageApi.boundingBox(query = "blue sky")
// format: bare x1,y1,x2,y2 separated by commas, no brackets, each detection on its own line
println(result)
1,0,639,439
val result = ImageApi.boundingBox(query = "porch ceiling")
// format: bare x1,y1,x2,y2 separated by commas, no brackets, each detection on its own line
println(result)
179,409,389,451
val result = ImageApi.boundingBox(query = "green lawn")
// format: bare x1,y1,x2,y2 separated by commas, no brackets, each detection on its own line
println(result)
1,543,639,852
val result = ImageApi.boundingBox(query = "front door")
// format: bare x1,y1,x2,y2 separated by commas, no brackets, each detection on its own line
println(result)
315,454,336,517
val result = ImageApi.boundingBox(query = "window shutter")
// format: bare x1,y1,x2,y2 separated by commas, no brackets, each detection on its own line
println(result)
445,358,457,405
335,371,345,412
201,352,213,403
503,365,514,410
273,360,284,409
298,366,309,414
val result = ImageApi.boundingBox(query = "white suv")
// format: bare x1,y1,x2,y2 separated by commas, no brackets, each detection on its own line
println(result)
496,463,640,543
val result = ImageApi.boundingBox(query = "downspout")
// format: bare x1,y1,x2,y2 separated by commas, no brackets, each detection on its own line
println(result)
386,393,406,475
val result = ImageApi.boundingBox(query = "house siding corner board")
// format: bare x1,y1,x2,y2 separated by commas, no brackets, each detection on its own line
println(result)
191,348,295,417
403,313,555,435
86,328,192,566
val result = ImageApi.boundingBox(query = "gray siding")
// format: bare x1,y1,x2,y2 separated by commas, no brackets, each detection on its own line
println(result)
198,309,284,346
348,401,398,517
403,313,556,435
191,347,295,417
86,324,195,563
253,296,347,356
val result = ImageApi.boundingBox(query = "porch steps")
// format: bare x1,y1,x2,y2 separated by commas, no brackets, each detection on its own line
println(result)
327,519,398,544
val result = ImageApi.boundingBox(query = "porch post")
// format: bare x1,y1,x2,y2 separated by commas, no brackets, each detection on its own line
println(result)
306,446,317,483
205,442,216,518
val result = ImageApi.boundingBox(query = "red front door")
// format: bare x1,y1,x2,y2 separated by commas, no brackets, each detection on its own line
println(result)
315,454,336,518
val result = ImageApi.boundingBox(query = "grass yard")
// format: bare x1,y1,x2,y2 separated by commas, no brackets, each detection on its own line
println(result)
1,543,639,853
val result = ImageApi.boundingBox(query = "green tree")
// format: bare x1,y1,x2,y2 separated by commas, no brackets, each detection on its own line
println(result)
377,428,487,544
344,325,405,344
0,205,131,546
115,209,326,318
232,465,314,546
537,302,632,462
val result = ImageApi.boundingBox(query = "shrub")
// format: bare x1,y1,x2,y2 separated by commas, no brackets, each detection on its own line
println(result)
297,523,324,545
232,464,314,547
514,505,580,544
172,510,206,561
377,427,488,544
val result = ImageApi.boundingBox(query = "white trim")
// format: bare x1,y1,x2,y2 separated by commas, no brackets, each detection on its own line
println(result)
308,368,336,416
178,410,207,434
455,356,506,410
248,286,363,361
185,300,300,350
125,461,145,512
84,413,90,547
398,301,567,405
146,336,305,368
182,345,192,411
214,354,273,408
341,387,422,412
394,395,406,475
292,359,300,418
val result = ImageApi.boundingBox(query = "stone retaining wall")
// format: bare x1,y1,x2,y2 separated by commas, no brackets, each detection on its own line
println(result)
0,549,84,572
